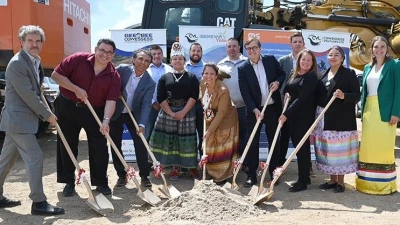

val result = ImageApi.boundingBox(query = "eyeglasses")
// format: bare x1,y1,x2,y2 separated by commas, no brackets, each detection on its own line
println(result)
96,48,114,56
245,46,259,52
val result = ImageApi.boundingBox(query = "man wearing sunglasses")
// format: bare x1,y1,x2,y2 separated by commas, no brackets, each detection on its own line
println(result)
51,38,121,197
238,37,286,187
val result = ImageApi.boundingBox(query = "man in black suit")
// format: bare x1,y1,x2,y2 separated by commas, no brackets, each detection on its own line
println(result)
238,37,286,187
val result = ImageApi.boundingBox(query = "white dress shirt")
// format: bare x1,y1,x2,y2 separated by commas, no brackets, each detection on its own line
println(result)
251,57,274,106
122,71,145,127
147,63,173,104
24,50,41,84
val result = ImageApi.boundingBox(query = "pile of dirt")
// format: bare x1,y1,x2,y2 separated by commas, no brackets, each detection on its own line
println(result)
149,181,266,224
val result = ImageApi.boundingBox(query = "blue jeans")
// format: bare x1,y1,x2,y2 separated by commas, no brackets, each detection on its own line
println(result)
236,106,248,156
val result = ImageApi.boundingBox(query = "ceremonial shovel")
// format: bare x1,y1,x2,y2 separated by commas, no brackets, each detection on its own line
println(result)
252,95,337,205
248,94,290,202
194,116,208,186
40,94,114,215
84,99,161,206
223,90,274,190
119,96,181,199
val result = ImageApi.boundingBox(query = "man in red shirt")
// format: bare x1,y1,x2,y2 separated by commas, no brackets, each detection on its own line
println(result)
51,38,121,197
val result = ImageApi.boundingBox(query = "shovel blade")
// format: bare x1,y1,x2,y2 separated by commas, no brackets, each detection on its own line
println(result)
253,189,274,205
137,189,161,206
222,182,239,191
248,185,261,198
159,185,181,199
85,193,114,216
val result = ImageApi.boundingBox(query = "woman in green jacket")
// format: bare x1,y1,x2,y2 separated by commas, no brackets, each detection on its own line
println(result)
356,36,400,195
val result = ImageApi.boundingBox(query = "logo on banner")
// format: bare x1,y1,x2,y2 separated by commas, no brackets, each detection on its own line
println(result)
216,17,237,28
124,33,153,42
185,33,198,43
199,30,228,43
247,33,261,40
308,34,321,46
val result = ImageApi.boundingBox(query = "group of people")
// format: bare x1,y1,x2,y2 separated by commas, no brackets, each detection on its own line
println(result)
0,25,398,215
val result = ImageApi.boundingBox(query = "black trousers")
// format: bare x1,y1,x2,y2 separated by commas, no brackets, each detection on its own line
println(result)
244,103,281,178
287,119,311,184
195,100,204,157
109,113,149,178
56,96,108,186
279,123,290,166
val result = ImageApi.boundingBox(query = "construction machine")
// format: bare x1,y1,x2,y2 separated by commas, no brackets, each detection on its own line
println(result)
140,0,400,70
0,0,91,136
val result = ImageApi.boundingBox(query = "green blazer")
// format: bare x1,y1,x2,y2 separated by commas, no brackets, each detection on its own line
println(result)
361,58,400,122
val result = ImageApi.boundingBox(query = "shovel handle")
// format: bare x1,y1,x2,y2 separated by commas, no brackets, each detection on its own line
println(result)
258,95,290,190
202,116,206,181
231,90,274,185
118,96,170,187
84,98,145,192
40,94,96,200
269,95,337,189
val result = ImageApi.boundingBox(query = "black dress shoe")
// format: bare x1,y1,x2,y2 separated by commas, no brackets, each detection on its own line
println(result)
0,197,21,208
288,182,307,192
318,182,337,189
31,201,65,215
141,176,152,187
116,177,127,187
62,183,75,197
243,176,257,188
96,185,112,195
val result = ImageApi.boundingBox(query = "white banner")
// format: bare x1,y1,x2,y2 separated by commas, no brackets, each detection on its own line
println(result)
109,126,136,162
110,29,167,66
179,25,234,63
0,0,7,6
302,29,351,72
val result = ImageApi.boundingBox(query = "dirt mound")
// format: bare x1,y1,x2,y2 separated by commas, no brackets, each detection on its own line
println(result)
149,180,266,224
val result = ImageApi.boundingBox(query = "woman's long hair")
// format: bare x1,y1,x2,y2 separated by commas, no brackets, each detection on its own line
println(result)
291,49,317,82
370,36,391,66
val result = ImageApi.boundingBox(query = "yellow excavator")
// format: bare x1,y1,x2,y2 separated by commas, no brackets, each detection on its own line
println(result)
140,0,400,70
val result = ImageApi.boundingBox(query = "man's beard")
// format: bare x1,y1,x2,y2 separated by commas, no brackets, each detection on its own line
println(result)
190,55,201,63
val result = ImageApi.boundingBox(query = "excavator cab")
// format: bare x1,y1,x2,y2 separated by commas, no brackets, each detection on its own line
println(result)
141,0,249,47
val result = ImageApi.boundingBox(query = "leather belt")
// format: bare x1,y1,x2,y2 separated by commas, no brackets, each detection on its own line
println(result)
61,94,87,108
168,99,187,107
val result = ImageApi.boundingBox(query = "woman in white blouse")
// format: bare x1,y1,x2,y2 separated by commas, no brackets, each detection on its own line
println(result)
356,36,400,195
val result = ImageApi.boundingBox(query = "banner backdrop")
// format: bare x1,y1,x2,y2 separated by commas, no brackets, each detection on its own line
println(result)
109,125,136,163
179,25,234,63
110,29,167,66
302,29,351,75
242,29,350,160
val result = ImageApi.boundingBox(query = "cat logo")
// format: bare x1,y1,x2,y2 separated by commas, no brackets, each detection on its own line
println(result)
216,17,236,28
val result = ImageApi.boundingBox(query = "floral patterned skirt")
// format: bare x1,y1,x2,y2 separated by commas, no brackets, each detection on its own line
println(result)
313,107,359,175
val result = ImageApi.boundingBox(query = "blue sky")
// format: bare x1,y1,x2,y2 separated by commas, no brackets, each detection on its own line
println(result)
88,0,145,50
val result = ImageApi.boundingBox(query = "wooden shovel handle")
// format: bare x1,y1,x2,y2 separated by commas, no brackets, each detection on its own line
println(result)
231,90,274,182
118,96,170,187
258,94,290,190
270,95,337,188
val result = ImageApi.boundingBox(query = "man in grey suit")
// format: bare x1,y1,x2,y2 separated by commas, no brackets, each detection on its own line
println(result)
110,49,156,187
0,25,64,215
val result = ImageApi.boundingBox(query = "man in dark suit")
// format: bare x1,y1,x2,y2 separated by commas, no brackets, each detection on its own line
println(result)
110,49,156,187
238,37,286,187
0,25,64,215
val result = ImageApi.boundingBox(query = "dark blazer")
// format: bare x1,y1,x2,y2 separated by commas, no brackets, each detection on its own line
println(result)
112,64,156,126
361,58,400,122
283,71,318,125
238,55,286,116
322,66,360,131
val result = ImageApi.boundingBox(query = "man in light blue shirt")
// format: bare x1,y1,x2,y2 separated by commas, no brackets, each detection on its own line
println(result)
217,38,248,156
185,42,204,157
145,45,173,141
